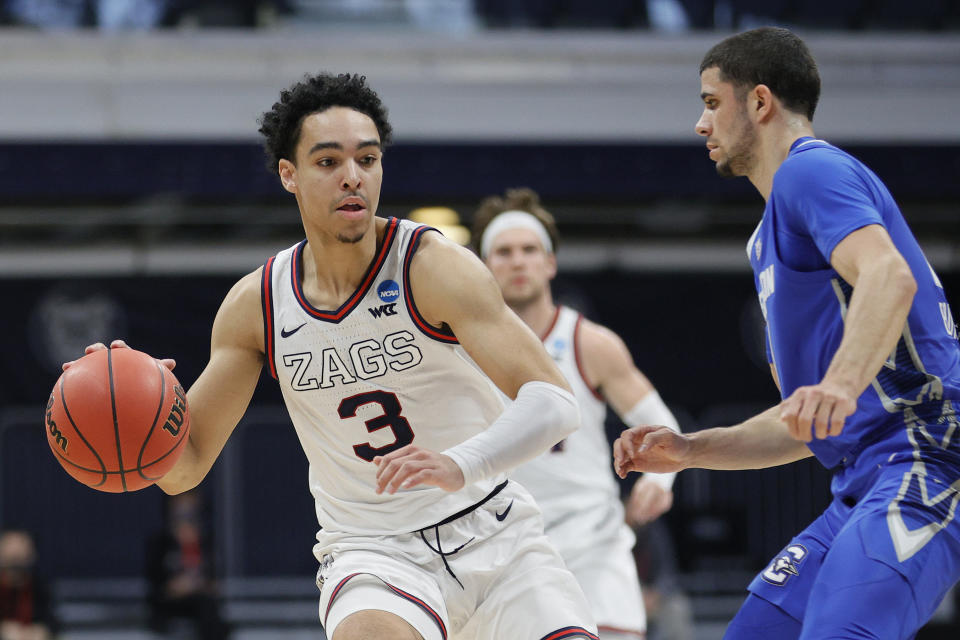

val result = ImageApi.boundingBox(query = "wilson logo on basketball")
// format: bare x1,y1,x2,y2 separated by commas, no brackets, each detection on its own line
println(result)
45,394,68,453
162,385,188,437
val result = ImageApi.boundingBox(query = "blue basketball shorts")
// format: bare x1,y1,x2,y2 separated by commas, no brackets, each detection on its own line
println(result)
725,461,960,639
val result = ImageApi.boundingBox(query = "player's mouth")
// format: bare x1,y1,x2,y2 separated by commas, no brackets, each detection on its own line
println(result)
706,143,719,160
336,197,368,219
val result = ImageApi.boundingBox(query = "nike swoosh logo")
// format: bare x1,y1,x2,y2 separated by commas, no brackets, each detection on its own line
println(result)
495,500,514,522
280,322,306,338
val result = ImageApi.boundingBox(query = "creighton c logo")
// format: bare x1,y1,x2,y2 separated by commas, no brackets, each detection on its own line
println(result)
761,544,808,586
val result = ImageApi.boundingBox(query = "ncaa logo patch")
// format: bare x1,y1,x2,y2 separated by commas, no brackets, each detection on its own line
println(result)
761,544,808,586
377,280,400,303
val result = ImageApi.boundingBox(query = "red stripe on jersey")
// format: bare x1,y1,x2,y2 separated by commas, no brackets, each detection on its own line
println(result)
540,626,600,640
402,225,458,344
322,572,447,640
573,313,604,401
384,582,448,639
323,572,360,626
261,256,277,380
291,217,399,322
539,306,562,341
597,624,646,638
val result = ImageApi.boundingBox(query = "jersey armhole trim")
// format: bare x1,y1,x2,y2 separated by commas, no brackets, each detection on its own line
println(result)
573,313,604,401
403,225,459,344
261,256,278,380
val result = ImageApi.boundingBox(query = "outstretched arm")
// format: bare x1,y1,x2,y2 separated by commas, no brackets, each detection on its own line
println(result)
63,273,265,494
614,405,812,478
374,231,577,494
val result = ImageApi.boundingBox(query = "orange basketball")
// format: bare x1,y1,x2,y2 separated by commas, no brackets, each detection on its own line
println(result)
44,348,190,493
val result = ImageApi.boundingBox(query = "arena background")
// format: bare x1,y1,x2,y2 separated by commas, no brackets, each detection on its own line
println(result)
1,2,958,638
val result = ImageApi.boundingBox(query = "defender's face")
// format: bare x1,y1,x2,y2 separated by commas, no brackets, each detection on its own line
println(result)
695,67,757,178
284,106,383,243
484,227,556,308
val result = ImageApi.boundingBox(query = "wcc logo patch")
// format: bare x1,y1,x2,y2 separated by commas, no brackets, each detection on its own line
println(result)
761,544,808,586
370,280,400,319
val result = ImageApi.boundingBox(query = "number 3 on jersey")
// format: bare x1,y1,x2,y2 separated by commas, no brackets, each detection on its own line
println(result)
338,390,415,461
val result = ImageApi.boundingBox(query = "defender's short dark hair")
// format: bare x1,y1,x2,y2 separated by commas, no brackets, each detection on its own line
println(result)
472,187,560,256
700,27,820,121
257,72,393,173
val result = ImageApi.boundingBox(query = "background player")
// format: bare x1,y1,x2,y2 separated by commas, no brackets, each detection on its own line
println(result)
474,187,682,640
615,27,960,639
67,73,598,640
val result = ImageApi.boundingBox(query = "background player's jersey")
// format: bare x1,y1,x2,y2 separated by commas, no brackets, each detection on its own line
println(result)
511,306,628,552
747,137,960,488
262,218,506,535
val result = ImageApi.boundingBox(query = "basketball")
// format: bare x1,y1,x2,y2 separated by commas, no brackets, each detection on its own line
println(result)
44,348,190,493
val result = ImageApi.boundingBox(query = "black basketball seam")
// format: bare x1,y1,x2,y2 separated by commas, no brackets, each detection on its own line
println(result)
107,348,128,492
58,376,109,487
52,434,188,476
136,433,189,481
137,358,168,479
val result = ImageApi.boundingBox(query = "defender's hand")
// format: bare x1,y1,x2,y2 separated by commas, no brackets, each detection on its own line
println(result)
614,425,690,478
374,445,465,494
779,381,856,442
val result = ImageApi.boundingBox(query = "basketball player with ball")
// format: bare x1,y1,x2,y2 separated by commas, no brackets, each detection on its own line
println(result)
61,73,598,640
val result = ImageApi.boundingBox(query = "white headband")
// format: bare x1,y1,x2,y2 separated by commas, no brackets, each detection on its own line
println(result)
480,210,553,259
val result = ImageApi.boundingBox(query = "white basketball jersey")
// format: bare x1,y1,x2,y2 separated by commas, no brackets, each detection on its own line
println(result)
261,218,506,535
510,306,627,551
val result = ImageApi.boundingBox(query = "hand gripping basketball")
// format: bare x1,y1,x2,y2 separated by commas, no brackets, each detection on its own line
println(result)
47,343,189,492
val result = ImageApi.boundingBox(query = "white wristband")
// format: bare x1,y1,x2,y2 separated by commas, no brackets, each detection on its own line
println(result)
443,381,579,487
622,391,680,490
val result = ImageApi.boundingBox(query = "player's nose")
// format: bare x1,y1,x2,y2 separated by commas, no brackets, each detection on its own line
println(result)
341,161,362,190
695,111,711,137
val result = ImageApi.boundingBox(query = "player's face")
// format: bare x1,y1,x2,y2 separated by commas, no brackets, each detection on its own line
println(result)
485,227,556,308
283,107,383,244
695,67,757,178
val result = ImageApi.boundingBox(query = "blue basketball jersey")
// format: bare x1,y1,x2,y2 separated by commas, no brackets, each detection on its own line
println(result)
747,137,960,495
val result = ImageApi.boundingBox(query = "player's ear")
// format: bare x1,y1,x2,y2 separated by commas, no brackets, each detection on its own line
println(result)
546,252,558,280
753,84,774,122
278,159,297,193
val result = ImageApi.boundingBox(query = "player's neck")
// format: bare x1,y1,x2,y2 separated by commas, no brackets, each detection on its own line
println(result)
301,219,382,306
750,121,815,201
511,293,557,340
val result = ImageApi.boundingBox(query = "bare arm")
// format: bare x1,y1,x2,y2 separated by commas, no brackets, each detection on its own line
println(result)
578,321,677,523
779,224,916,441
157,270,265,493
614,405,812,478
578,319,653,416
374,232,576,493
415,235,570,397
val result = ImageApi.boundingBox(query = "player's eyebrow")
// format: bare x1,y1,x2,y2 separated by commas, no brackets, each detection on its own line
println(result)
307,140,381,155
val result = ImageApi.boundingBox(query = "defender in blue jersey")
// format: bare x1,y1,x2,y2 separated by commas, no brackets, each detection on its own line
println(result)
613,27,960,639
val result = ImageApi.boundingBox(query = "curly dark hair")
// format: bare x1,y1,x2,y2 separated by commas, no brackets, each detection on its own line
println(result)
700,27,820,121
257,72,393,173
471,187,560,257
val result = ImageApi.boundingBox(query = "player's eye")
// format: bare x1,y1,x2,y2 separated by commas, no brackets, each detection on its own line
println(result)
317,157,335,167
